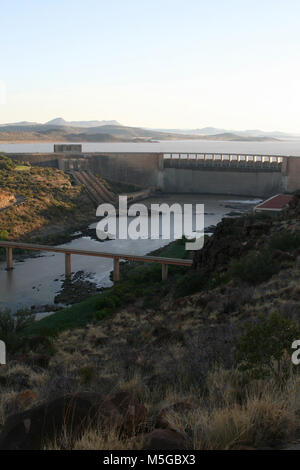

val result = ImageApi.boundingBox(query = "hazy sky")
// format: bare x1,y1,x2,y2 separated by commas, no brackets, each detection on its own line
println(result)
1,0,300,132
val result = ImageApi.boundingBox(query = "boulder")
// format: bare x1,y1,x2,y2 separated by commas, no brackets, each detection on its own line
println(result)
0,392,120,450
15,390,37,409
156,400,195,429
109,391,147,435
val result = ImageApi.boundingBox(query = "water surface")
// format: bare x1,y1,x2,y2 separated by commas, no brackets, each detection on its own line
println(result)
0,140,300,156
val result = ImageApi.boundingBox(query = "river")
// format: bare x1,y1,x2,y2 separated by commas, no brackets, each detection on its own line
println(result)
0,194,260,313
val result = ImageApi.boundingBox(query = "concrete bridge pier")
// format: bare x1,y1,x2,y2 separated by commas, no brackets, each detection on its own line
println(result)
162,264,168,281
6,247,13,271
65,253,72,278
113,258,120,282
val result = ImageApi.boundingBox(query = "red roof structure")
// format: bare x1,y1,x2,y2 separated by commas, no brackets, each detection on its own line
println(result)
255,194,293,212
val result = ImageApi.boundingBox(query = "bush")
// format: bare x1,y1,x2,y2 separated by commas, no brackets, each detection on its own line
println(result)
235,312,300,379
229,249,278,285
269,231,300,252
174,272,205,298
0,155,14,171
79,366,95,385
0,230,9,241
96,296,120,310
0,309,35,353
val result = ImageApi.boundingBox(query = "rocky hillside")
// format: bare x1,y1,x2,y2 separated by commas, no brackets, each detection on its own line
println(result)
0,155,95,242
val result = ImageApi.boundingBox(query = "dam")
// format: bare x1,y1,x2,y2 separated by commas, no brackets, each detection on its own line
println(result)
4,150,300,198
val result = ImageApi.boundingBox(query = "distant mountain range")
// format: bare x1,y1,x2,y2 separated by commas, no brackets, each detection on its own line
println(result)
0,117,296,143
46,118,122,128
151,126,300,139
0,122,204,143
1,118,122,128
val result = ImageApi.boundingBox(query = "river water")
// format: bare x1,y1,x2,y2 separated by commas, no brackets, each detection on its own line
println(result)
0,194,260,312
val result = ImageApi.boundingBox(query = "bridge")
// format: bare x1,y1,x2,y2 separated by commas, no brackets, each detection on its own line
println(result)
4,150,300,197
0,241,192,282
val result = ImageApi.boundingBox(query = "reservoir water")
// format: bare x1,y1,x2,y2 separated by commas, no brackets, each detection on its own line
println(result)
0,194,260,312
0,139,300,156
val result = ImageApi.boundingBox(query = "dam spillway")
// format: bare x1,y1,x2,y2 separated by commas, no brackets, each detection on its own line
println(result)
4,151,300,198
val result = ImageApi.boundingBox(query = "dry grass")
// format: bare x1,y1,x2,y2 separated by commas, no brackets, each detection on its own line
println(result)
44,422,144,450
1,257,300,449
39,368,300,450
154,368,300,450
1,348,300,450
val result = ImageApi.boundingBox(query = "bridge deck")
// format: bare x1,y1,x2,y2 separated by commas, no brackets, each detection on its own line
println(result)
0,241,192,282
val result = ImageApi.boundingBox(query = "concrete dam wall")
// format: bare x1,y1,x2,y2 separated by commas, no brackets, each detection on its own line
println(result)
163,167,283,197
162,157,284,197
5,151,300,197
89,153,164,189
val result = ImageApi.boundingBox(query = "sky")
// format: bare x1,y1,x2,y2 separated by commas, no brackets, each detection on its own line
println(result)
1,0,300,132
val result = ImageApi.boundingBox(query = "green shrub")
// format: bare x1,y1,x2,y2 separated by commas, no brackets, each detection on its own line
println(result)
229,250,278,285
96,295,120,310
0,309,35,353
235,312,300,379
269,231,300,252
208,271,231,289
0,155,14,170
79,366,95,385
0,230,9,241
93,308,112,321
174,271,205,298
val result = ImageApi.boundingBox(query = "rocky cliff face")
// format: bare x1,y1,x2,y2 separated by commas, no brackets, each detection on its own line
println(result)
193,216,271,274
193,194,300,275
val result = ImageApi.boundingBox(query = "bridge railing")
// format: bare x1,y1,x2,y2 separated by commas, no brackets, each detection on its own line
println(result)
0,241,192,282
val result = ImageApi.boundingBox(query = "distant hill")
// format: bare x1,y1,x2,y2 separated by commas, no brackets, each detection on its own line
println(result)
0,123,202,143
152,126,298,139
0,117,287,142
151,127,227,136
0,123,280,143
1,121,40,127
45,117,122,128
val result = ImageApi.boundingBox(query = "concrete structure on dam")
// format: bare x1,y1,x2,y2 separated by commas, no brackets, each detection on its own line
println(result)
4,151,300,198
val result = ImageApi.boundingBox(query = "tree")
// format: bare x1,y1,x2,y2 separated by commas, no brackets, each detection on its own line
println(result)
235,312,300,379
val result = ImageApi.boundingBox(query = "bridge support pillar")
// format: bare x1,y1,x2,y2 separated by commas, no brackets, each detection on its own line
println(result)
65,253,71,278
114,258,120,282
162,264,168,281
6,247,13,271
